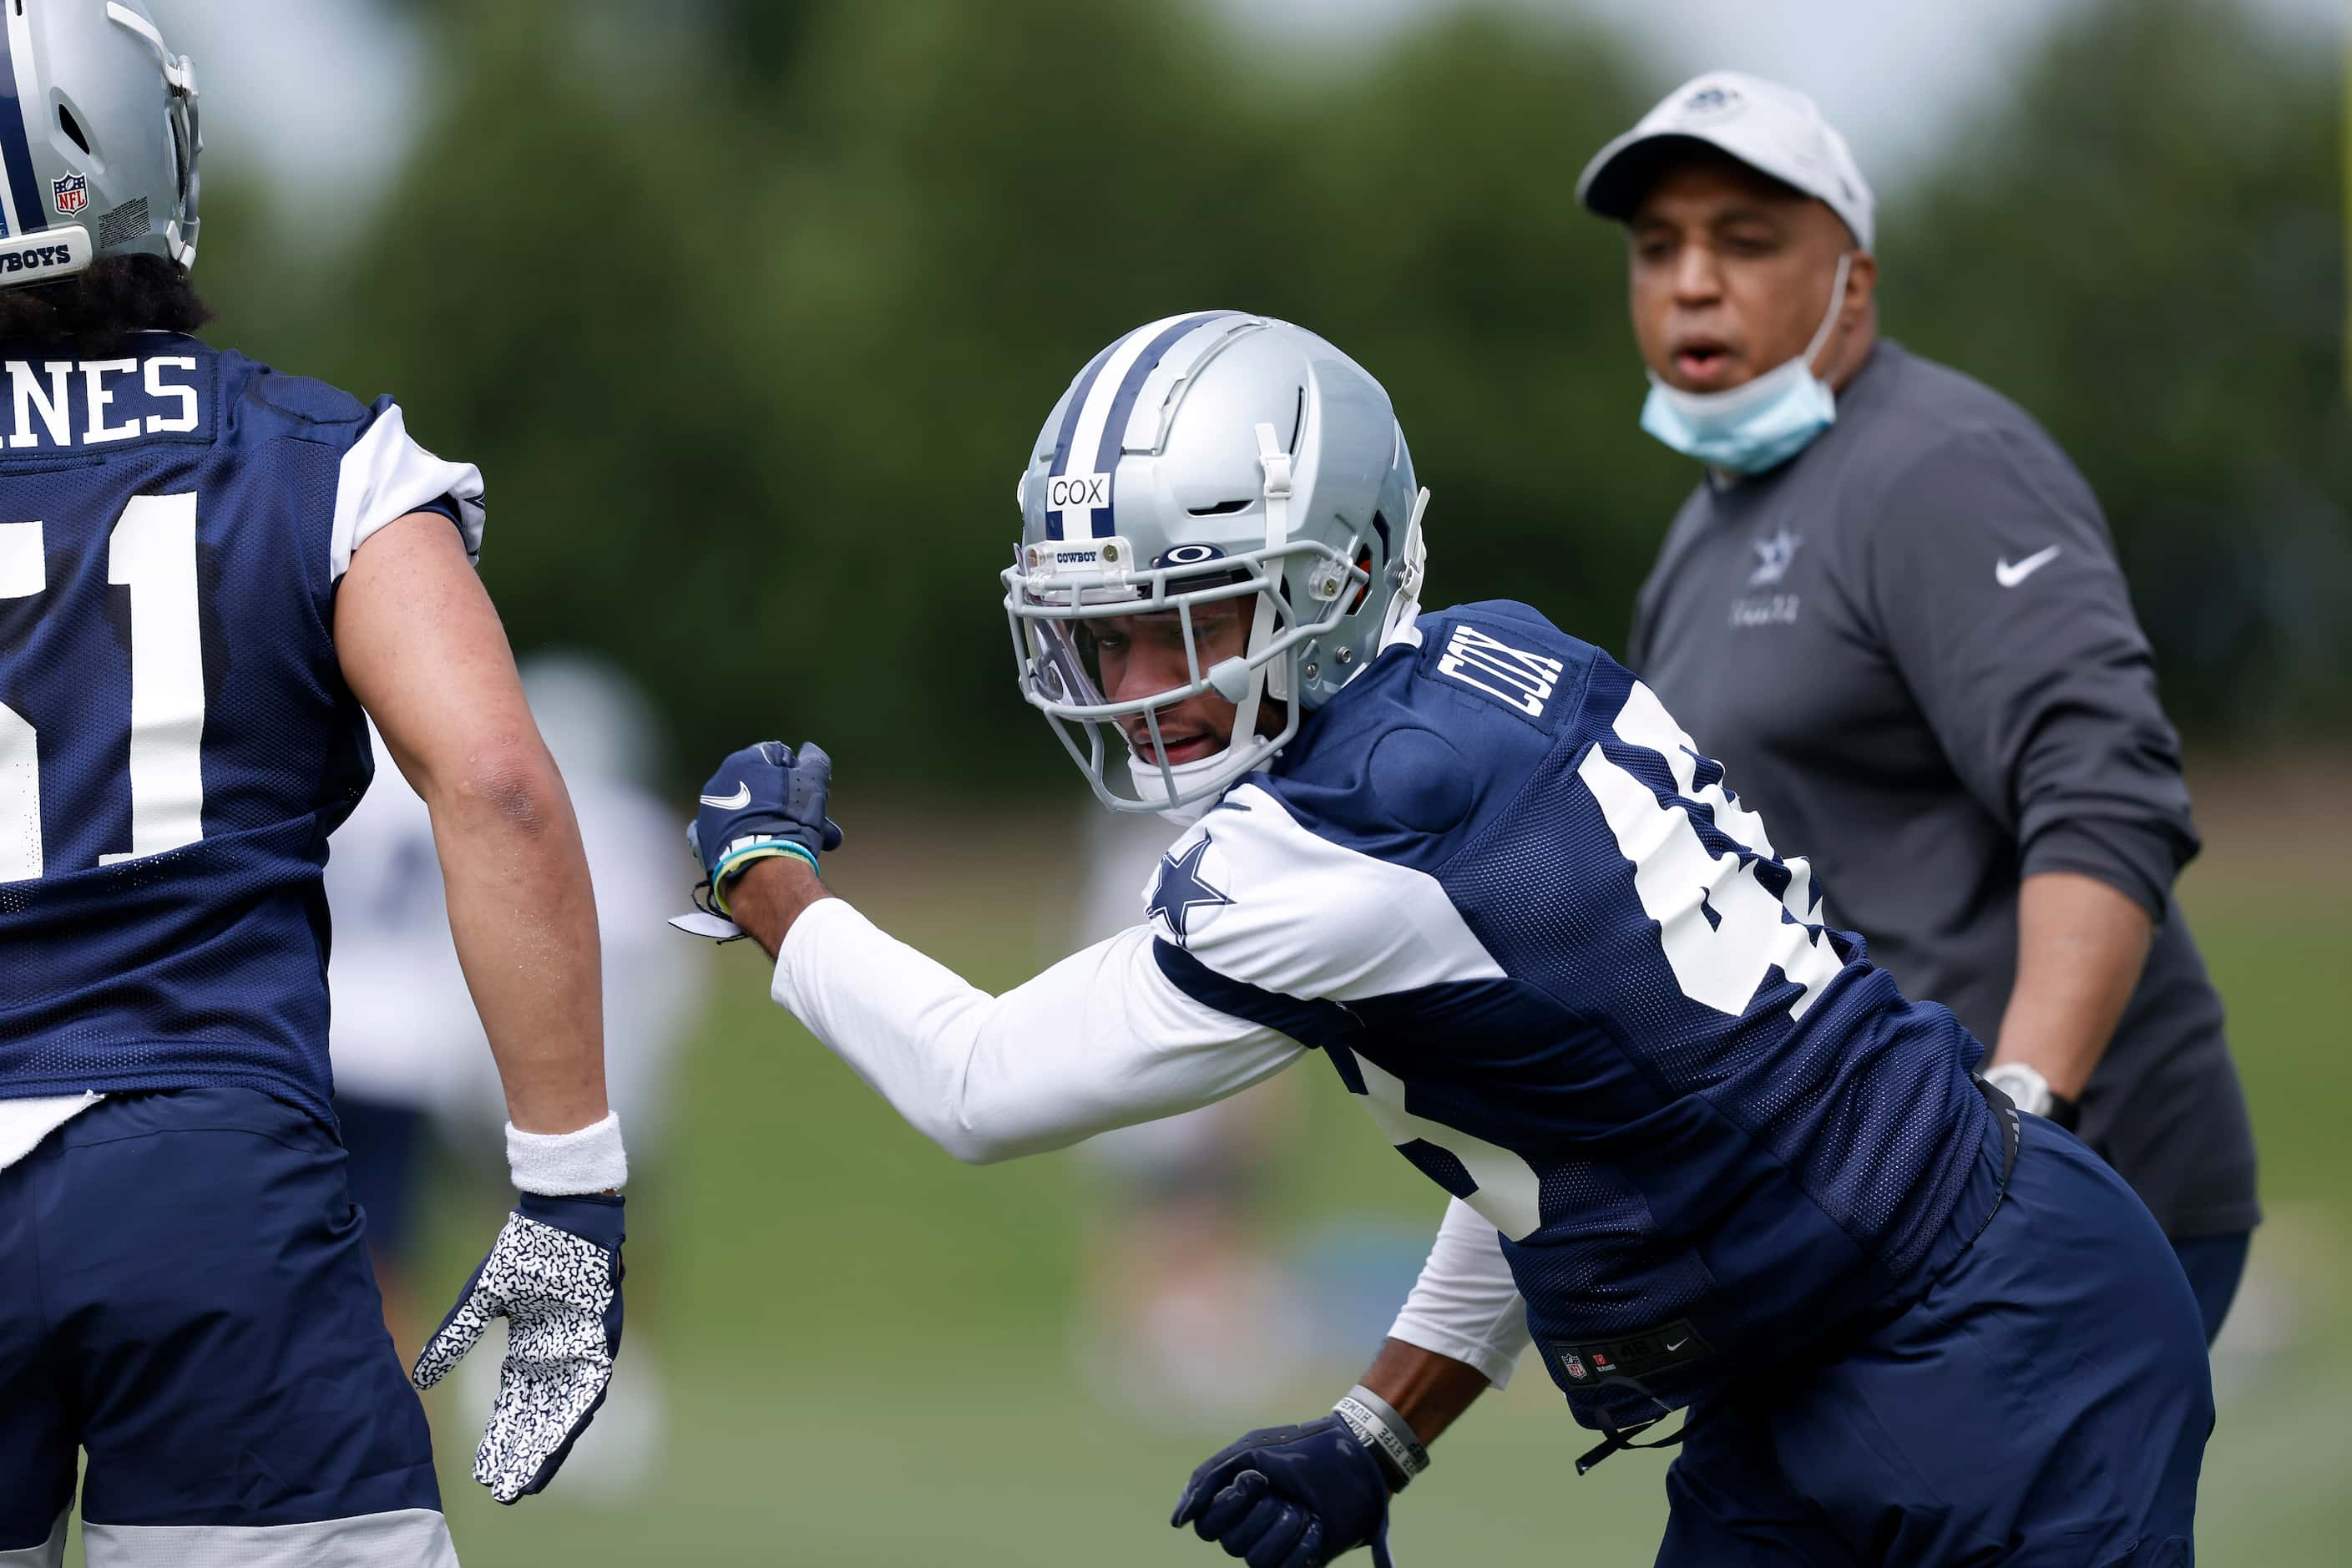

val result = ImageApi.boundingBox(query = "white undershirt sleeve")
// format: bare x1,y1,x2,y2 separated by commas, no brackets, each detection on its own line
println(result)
1386,1196,1532,1389
771,897,1303,1165
331,401,487,579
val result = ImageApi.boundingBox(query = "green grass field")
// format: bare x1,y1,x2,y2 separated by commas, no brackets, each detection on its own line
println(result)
65,785,2345,1566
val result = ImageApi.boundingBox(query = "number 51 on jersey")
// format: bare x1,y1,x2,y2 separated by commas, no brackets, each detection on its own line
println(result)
0,493,205,880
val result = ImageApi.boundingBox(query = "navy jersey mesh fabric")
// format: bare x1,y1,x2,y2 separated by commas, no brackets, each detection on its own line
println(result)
0,336,446,1125
1188,600,1995,1429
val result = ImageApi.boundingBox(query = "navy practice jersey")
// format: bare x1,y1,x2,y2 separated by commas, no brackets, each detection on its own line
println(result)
1147,600,1998,1430
0,336,482,1125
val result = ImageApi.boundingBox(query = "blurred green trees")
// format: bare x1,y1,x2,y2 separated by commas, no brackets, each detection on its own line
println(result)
1891,0,2349,728
208,0,2344,787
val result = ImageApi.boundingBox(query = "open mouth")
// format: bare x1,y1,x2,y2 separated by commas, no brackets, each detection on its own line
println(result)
1127,726,1220,768
1672,339,1737,389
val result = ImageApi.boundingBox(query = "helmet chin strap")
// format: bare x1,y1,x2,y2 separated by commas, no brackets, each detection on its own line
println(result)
1378,486,1431,648
1243,419,1293,720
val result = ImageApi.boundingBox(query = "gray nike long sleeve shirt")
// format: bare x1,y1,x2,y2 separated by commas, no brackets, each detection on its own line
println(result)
1628,340,2258,1239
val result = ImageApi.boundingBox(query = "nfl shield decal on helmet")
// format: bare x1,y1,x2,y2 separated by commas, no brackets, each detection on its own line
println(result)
51,173,89,216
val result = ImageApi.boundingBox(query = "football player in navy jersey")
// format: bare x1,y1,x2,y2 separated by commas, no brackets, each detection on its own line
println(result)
0,8,624,1564
683,312,2211,1565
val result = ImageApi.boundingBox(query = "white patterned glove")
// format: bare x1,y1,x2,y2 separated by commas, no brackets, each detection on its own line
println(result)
412,1193,625,1503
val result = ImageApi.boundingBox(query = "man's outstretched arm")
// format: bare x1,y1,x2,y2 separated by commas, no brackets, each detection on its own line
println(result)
337,511,625,1505
726,850,1300,1163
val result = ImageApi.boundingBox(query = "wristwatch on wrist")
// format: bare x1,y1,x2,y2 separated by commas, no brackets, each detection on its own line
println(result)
1985,1061,2081,1130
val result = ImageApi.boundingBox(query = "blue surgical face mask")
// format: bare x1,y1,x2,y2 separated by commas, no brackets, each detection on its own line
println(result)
1639,253,1853,476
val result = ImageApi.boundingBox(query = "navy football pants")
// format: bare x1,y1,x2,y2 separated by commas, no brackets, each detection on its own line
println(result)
1657,1115,2212,1567
0,1089,453,1566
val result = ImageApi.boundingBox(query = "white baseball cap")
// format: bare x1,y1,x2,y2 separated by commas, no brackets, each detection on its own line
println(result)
1576,72,1875,250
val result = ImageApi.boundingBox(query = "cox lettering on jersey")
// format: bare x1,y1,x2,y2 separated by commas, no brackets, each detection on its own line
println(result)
1436,623,1565,719
2,355,210,453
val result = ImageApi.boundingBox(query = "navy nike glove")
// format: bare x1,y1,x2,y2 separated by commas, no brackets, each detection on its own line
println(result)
412,1193,625,1504
1173,1416,1397,1568
686,740,842,920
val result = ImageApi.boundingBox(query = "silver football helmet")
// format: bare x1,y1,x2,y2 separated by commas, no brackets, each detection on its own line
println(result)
1004,311,1429,817
0,0,200,290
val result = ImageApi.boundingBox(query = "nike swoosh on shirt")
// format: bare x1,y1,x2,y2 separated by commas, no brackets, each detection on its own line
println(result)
1664,1338,1689,1353
1995,544,2062,587
700,782,752,810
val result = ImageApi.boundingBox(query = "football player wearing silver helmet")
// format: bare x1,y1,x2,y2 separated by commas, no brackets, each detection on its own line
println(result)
1003,311,1425,820
687,311,2208,1568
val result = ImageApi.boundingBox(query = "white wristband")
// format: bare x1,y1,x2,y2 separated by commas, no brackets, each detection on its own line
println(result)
506,1111,628,1196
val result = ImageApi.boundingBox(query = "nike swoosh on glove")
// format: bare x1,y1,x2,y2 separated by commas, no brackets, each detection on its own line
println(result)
690,740,843,890
1173,1416,1396,1568
413,1193,625,1504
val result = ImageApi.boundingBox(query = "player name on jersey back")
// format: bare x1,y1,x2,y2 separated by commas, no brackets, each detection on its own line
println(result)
0,352,212,455
1434,620,1567,722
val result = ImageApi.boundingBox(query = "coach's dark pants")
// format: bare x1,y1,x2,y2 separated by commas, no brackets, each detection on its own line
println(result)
1657,1115,2211,1567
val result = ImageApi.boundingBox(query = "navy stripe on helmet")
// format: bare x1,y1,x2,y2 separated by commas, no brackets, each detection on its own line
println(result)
1087,311,1240,538
0,19,44,236
1042,340,1122,541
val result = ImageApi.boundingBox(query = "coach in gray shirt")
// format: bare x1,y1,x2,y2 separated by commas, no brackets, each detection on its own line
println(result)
1577,73,2258,1337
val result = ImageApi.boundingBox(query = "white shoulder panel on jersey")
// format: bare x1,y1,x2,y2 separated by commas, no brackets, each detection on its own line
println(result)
330,402,487,580
1151,781,1505,1001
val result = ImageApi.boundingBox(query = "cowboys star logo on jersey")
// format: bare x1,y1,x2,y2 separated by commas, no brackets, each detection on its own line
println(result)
1146,834,1232,946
